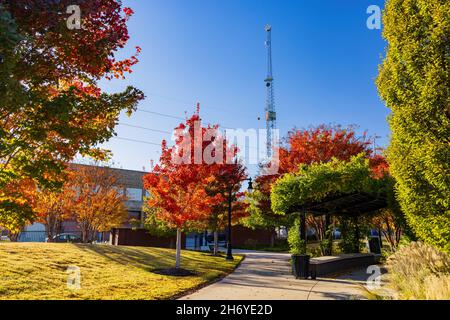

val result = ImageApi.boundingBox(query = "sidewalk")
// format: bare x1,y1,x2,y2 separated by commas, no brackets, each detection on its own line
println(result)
180,250,369,300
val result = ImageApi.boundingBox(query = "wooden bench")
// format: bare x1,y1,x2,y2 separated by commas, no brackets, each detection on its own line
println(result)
309,253,376,278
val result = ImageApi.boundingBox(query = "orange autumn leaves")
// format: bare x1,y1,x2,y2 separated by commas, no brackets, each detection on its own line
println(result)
33,165,128,242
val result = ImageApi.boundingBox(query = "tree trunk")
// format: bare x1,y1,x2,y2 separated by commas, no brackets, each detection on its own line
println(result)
45,217,61,242
213,230,219,256
45,224,53,242
175,228,182,269
9,231,19,242
81,224,90,243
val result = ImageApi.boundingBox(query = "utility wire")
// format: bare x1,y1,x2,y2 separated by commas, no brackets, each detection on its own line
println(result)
119,123,172,135
135,107,253,132
117,122,260,150
143,91,261,119
136,108,185,120
112,136,163,147
118,123,258,151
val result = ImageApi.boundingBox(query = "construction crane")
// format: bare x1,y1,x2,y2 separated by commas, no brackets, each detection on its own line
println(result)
264,24,277,158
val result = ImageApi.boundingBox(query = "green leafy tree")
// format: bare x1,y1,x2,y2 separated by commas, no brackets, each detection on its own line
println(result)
338,215,370,254
271,155,396,254
241,178,289,231
376,0,450,252
271,154,379,215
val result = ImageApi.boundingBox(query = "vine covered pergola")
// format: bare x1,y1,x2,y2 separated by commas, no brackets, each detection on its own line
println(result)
271,154,390,255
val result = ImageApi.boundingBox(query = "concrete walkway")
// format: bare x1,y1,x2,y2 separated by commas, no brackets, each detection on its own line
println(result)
180,250,370,300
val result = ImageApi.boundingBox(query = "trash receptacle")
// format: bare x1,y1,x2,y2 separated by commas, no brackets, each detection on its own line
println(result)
369,237,381,254
292,254,310,279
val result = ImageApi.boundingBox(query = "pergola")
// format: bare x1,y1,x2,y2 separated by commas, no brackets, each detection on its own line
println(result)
288,191,388,254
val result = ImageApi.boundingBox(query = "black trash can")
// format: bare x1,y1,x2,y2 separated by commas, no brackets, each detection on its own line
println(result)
292,254,310,279
369,237,381,254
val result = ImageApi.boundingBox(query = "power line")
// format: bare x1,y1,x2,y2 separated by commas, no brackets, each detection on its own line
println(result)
143,91,261,119
119,123,172,135
112,134,259,152
135,108,238,132
112,136,163,146
136,108,185,120
117,122,260,151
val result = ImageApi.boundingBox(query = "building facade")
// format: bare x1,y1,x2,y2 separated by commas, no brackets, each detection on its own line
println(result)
20,164,148,243
19,164,277,250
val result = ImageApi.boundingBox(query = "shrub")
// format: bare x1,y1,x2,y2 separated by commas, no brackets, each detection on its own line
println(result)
338,216,369,254
387,242,450,299
287,218,306,255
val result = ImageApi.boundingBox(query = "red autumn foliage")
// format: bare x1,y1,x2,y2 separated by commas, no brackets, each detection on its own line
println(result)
369,154,390,179
3,0,140,82
253,125,384,217
143,106,247,230
279,125,372,173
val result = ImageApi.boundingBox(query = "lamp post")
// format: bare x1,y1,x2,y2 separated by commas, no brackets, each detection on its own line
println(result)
226,177,253,260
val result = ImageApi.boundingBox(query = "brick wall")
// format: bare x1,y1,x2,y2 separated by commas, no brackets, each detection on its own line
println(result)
232,225,276,247
110,228,186,249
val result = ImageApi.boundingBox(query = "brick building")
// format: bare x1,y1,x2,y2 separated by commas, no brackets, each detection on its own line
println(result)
20,164,148,243
20,164,276,249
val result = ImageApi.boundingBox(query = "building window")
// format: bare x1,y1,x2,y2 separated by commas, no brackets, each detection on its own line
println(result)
126,188,143,201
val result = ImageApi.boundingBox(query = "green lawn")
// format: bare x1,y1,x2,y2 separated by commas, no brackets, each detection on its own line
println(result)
0,243,242,300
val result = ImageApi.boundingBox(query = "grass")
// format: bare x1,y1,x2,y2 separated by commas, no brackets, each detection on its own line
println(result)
0,242,243,300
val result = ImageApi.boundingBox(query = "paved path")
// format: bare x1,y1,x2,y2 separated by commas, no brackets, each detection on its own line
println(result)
180,250,369,300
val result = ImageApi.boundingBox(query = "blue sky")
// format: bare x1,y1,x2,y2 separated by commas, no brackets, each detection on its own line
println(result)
92,0,388,175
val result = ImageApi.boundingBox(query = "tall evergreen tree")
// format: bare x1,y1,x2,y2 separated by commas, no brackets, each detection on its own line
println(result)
377,0,450,252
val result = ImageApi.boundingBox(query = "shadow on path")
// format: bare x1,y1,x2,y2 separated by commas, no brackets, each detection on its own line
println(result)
180,250,368,300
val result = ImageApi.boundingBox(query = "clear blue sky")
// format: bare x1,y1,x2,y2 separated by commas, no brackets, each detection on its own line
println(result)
91,0,388,175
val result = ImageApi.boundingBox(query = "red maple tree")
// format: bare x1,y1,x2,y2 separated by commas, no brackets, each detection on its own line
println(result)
279,125,372,173
143,107,247,267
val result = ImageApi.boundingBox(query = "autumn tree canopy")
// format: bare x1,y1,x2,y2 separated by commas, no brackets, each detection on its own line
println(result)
33,164,128,243
34,173,76,240
70,164,128,243
0,0,144,227
144,107,247,266
203,151,247,255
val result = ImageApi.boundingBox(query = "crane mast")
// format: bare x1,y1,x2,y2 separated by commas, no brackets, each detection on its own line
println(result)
264,24,277,158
